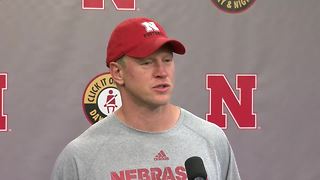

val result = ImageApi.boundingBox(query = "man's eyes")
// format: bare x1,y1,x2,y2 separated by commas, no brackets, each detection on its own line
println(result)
164,58,173,63
140,60,153,65
139,58,173,65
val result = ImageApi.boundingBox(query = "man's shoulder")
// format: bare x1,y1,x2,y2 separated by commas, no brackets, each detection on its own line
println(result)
180,108,231,156
180,108,227,141
63,115,120,156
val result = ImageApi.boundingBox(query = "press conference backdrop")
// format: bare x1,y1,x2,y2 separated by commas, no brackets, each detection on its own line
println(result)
1,0,320,179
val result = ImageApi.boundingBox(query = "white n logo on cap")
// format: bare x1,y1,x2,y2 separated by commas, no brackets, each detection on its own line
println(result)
141,22,160,32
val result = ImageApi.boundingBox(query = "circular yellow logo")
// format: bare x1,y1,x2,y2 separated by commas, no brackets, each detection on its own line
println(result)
211,0,255,13
82,72,122,124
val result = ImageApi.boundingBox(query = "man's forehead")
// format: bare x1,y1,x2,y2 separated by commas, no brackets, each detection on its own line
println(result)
145,47,173,59
126,46,173,61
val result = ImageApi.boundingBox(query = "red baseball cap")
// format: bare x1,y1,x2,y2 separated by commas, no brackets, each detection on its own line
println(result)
106,17,186,67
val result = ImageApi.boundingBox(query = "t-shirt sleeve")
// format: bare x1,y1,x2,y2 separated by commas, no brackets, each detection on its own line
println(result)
225,142,241,180
217,128,241,180
50,144,79,180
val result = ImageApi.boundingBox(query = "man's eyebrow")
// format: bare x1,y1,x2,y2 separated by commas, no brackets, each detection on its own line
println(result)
150,53,173,59
164,53,173,58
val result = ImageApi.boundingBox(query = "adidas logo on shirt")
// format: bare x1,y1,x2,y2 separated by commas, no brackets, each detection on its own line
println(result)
154,150,169,161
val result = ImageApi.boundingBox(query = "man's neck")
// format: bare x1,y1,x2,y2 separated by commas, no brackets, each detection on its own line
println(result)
115,104,180,132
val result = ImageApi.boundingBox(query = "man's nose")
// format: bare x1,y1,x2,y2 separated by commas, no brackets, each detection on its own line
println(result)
153,61,168,78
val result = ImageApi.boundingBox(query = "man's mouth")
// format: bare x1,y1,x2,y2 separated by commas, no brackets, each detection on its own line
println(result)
153,84,170,88
152,83,170,92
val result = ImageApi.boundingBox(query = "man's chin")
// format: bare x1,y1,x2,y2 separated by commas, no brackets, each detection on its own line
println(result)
148,98,171,108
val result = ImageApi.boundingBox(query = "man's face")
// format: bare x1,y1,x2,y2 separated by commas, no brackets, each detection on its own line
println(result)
120,46,175,108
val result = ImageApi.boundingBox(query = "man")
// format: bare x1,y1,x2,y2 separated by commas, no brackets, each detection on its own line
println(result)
51,17,241,180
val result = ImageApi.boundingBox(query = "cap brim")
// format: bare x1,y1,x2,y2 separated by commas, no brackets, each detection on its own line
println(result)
126,37,186,58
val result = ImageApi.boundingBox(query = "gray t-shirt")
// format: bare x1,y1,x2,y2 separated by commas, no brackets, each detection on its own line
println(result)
51,108,241,180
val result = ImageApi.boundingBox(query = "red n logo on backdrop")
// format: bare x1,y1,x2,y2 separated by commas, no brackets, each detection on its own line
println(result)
206,74,257,129
82,0,135,10
0,73,8,132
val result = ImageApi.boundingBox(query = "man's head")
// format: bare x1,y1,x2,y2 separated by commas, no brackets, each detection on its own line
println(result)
106,17,186,107
106,17,185,67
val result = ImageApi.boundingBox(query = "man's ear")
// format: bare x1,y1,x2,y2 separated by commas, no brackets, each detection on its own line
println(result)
109,62,124,85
